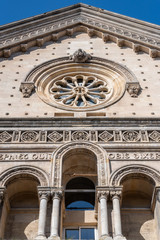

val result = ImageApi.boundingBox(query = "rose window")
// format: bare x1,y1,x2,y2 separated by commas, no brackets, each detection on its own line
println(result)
31,56,130,111
49,75,111,108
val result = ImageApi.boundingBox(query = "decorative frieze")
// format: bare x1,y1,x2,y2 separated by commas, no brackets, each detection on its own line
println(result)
0,13,160,59
1,152,160,162
1,129,160,144
0,153,52,161
107,152,160,161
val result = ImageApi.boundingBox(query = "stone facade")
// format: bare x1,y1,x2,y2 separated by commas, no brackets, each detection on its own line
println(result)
0,3,160,240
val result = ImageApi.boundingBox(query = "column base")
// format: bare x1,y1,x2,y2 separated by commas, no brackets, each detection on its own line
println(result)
113,235,127,240
35,235,47,240
100,235,113,240
48,236,60,240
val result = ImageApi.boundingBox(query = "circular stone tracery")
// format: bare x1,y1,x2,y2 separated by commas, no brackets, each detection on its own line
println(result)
49,75,111,107
33,58,129,111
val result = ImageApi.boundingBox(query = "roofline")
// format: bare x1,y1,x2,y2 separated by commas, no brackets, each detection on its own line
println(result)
0,3,159,30
0,3,159,59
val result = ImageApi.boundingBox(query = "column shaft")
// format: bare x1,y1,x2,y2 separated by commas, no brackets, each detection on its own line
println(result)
0,188,5,239
49,191,62,239
112,196,122,236
37,197,48,236
35,188,50,240
100,197,109,236
154,189,160,240
50,197,60,236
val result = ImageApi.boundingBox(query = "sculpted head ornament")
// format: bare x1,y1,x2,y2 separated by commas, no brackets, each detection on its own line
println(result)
20,82,35,98
70,49,92,63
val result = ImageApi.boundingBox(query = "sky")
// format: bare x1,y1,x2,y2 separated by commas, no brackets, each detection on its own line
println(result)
0,0,160,26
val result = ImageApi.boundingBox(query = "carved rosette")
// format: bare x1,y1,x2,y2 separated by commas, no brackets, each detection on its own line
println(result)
20,82,35,97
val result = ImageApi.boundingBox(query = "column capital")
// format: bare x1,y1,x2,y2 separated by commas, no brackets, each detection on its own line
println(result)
0,187,6,200
0,187,6,206
37,187,50,200
110,187,123,199
155,186,160,201
97,190,109,201
51,189,63,200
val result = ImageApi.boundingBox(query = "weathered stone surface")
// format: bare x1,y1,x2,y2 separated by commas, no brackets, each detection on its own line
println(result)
0,3,160,240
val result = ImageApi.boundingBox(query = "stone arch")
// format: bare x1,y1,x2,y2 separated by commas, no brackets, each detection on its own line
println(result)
51,142,108,187
109,164,160,187
24,56,138,85
20,55,141,108
0,165,49,187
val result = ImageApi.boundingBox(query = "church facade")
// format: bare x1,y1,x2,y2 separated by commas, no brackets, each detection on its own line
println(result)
0,3,160,240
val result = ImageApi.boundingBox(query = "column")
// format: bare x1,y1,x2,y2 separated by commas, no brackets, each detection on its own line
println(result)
35,188,50,240
154,187,160,240
111,189,126,240
0,188,5,208
48,191,62,240
98,191,112,240
0,187,6,239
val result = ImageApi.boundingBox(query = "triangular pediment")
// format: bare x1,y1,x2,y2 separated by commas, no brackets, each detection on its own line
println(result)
0,3,160,58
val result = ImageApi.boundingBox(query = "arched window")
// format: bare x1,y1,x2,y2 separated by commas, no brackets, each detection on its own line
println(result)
65,177,95,210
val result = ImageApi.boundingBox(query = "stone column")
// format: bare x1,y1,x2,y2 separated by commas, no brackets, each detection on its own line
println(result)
0,188,5,207
98,191,112,240
48,191,62,240
111,189,126,240
154,187,160,240
35,188,50,240
0,187,6,239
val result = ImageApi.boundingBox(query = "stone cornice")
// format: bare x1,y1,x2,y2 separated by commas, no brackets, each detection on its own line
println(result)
0,3,159,58
0,117,160,128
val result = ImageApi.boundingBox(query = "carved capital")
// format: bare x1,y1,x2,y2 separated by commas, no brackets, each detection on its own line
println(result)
0,187,6,205
51,190,63,200
110,187,122,200
37,187,50,200
97,191,109,201
38,191,50,200
155,187,160,202
70,49,92,63
127,83,141,97
20,82,35,97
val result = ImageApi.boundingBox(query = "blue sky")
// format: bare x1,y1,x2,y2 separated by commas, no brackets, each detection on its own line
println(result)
0,0,159,26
